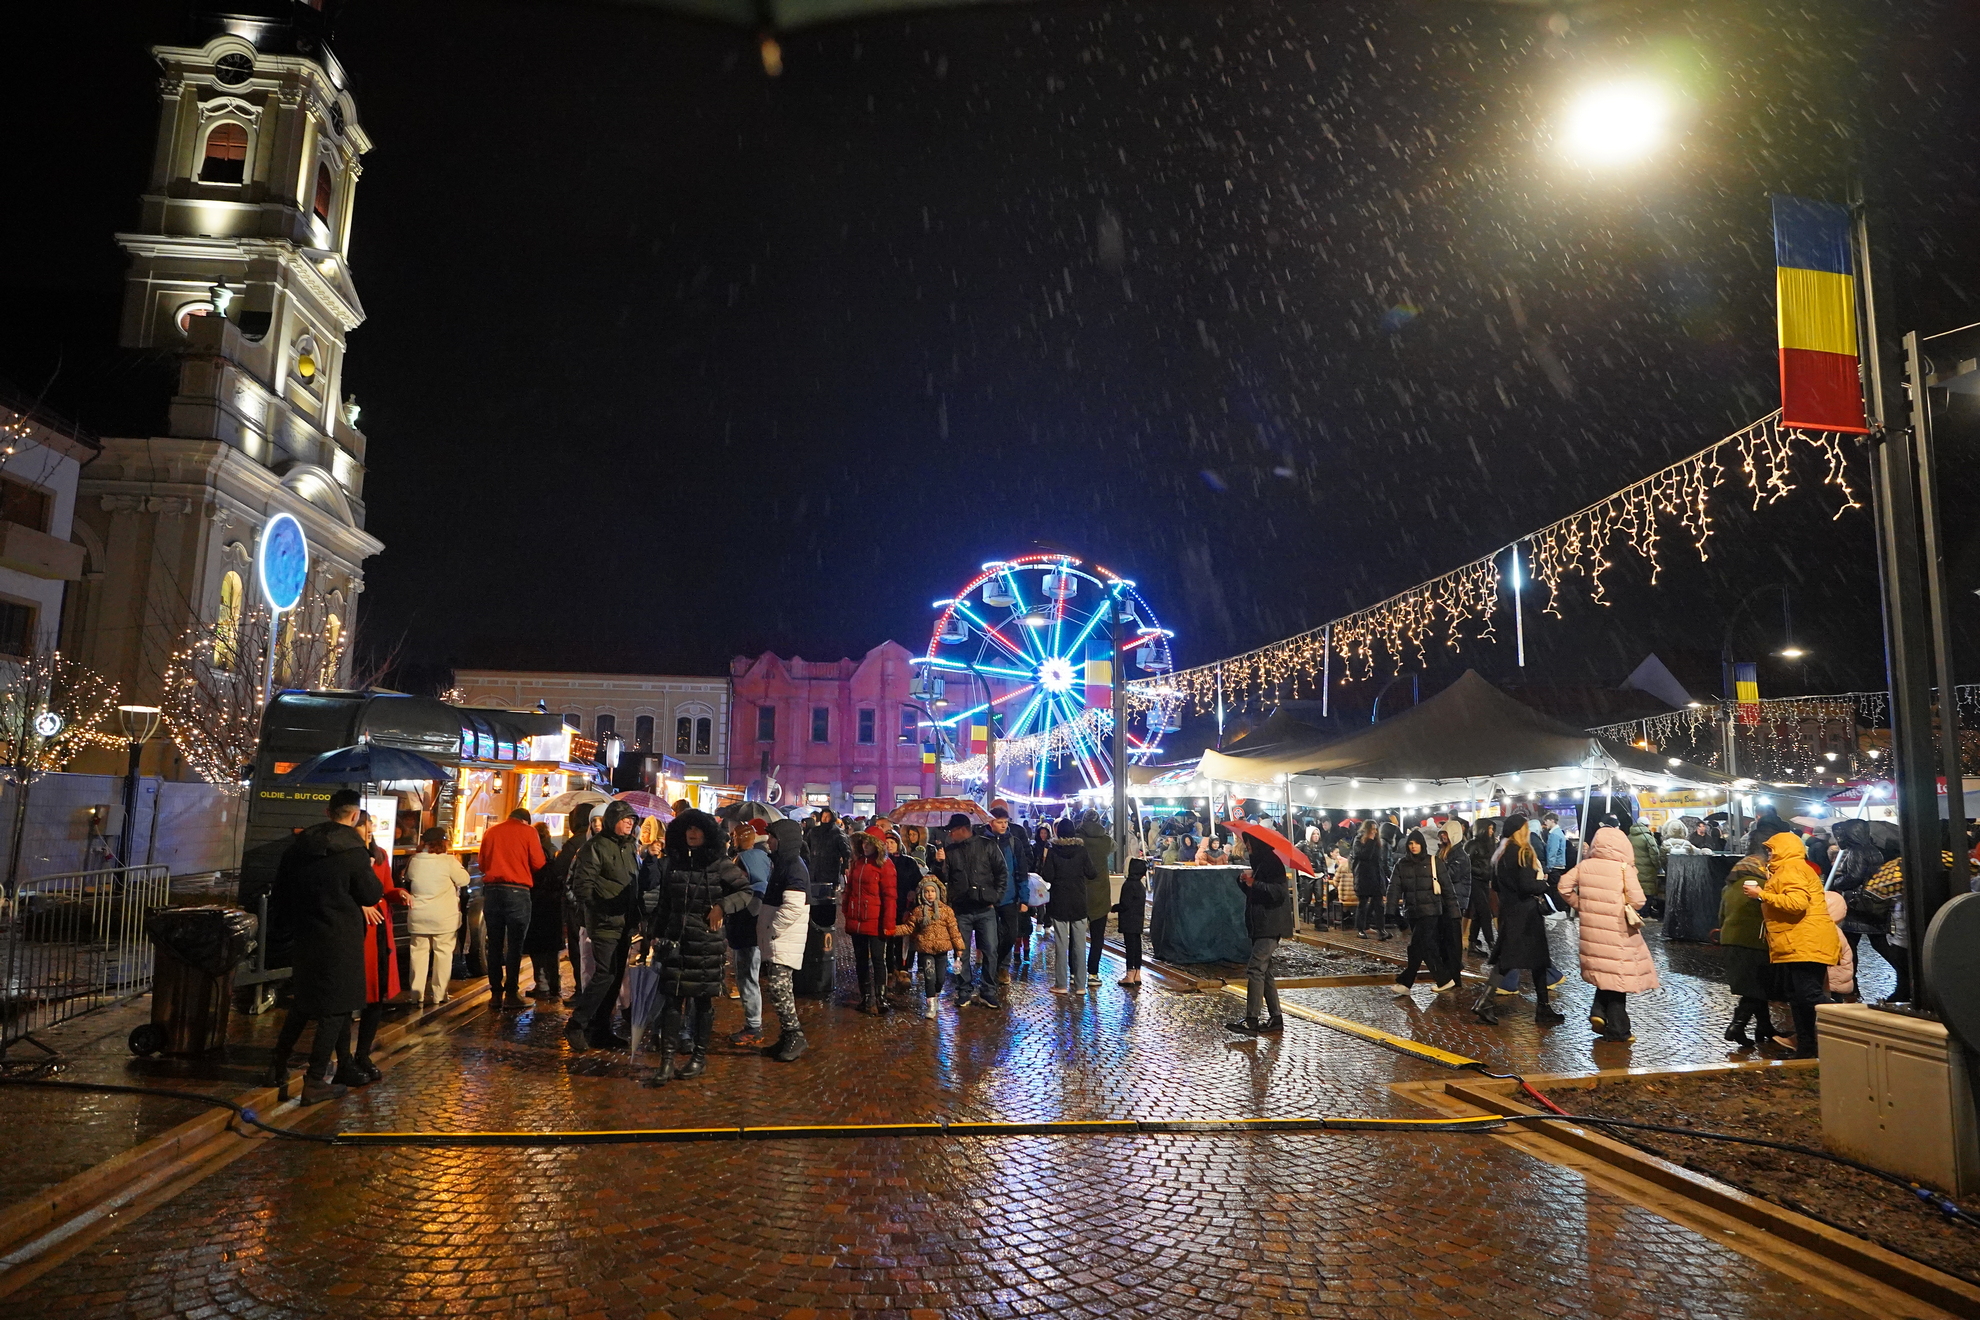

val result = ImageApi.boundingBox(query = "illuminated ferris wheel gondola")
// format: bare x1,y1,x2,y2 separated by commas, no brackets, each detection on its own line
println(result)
913,553,1179,798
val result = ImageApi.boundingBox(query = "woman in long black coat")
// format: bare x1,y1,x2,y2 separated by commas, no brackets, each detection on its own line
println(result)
649,809,755,1081
1477,815,1564,1027
264,807,383,1100
1351,822,1390,940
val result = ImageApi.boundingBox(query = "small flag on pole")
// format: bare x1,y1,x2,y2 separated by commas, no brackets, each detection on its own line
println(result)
1734,662,1761,726
1083,639,1113,710
968,723,987,755
921,743,937,769
1772,195,1868,434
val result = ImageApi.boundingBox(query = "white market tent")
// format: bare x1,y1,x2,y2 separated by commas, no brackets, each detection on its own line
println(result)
1169,670,1737,814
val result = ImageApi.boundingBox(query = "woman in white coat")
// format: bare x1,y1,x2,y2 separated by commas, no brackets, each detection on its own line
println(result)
1558,825,1659,1042
756,819,813,1062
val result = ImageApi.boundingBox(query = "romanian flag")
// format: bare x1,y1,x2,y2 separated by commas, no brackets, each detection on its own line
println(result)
1734,663,1761,727
1773,195,1867,433
1083,639,1113,710
921,743,937,769
968,723,987,756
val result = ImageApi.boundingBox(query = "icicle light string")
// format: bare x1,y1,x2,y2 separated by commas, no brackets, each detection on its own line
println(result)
1128,412,1861,712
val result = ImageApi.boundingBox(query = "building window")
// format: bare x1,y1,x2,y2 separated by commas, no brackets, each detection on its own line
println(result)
563,712,580,729
321,613,342,685
756,704,776,742
0,477,52,533
595,713,616,740
676,716,691,754
200,123,248,184
0,600,35,658
215,570,244,666
313,162,333,222
857,709,876,745
634,714,654,751
695,717,712,756
895,788,919,806
899,706,917,744
811,706,830,744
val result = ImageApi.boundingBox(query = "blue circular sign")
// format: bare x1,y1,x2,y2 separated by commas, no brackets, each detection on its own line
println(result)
258,513,309,613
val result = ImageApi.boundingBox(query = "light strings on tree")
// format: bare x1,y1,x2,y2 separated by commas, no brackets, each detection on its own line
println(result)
1128,411,1862,713
165,605,349,793
0,651,123,784
942,707,1115,783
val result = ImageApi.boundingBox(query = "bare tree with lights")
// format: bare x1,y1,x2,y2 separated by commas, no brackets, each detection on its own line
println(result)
2,652,123,894
162,599,351,793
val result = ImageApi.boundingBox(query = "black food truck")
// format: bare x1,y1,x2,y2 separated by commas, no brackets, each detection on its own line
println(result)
240,690,608,978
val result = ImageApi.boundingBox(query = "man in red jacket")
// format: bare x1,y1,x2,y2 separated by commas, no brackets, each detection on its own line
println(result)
479,808,547,1008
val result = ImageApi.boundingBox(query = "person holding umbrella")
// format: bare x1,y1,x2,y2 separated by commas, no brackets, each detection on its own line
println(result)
1225,834,1291,1036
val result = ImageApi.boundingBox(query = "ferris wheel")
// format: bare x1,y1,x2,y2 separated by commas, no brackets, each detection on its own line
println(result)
912,553,1180,798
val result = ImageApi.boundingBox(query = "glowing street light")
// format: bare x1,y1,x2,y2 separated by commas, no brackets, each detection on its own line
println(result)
1558,79,1671,168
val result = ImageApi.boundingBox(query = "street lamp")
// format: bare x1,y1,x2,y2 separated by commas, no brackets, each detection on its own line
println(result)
1557,79,1673,168
115,705,162,868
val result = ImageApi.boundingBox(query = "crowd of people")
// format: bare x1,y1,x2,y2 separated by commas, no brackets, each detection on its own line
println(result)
260,794,1160,1101
260,783,1952,1104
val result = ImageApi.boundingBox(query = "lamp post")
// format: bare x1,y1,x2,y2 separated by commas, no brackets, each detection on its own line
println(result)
961,660,997,809
1109,586,1130,866
115,705,161,868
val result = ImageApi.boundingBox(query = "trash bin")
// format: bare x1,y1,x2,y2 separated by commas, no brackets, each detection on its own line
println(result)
130,906,259,1057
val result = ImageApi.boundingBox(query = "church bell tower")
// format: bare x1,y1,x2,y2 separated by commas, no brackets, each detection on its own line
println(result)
65,1,385,758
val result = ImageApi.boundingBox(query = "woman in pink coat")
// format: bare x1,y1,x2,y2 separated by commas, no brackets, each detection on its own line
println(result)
1558,825,1659,1042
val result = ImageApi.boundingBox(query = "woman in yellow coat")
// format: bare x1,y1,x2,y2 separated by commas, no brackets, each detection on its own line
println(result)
1742,832,1840,1058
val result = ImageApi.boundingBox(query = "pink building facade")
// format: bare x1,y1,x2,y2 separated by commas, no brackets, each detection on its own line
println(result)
727,642,940,815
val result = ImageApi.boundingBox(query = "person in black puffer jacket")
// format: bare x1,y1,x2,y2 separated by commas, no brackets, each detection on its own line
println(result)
1389,830,1456,994
1463,819,1498,955
647,809,755,1082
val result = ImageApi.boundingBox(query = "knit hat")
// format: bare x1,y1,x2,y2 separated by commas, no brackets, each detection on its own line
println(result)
732,821,759,850
1500,813,1529,838
946,812,975,831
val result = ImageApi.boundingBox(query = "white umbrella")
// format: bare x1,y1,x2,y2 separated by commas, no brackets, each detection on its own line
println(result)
537,789,613,814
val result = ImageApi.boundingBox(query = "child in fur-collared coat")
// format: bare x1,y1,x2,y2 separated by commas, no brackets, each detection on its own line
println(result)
896,876,966,1019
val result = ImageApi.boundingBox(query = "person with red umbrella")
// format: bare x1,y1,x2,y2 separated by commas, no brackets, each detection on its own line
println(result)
1225,833,1292,1036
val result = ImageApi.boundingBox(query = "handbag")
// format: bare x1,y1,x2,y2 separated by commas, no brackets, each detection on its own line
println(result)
1845,887,1895,927
1623,905,1644,932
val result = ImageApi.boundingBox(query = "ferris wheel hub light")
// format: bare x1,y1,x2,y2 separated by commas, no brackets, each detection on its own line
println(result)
1038,657,1076,693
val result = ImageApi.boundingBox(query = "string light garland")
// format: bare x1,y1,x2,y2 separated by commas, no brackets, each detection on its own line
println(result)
0,651,123,784
164,606,348,792
942,707,1115,783
1128,411,1862,713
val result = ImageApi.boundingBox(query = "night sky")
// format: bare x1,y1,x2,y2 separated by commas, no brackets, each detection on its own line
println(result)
8,0,1980,717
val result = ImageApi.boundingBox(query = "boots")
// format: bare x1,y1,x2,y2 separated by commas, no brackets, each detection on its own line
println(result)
1533,983,1565,1026
860,991,879,1016
1471,981,1500,1024
261,1052,291,1089
1790,1003,1819,1059
1724,1001,1755,1047
677,1049,707,1079
300,1076,348,1104
771,1031,808,1062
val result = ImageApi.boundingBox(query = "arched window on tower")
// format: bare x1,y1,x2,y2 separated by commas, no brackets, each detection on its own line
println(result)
215,571,244,666
201,124,248,184
313,162,333,222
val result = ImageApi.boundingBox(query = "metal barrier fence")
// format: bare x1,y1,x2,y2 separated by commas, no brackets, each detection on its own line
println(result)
2,864,172,1058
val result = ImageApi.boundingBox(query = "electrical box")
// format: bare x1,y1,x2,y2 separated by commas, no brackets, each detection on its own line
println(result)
1818,1002,1979,1195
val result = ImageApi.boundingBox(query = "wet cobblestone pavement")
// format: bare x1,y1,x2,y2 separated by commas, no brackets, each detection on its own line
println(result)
4,925,1896,1319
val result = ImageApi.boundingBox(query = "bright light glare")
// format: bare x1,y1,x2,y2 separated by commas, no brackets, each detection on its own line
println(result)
1038,657,1076,693
1559,81,1670,167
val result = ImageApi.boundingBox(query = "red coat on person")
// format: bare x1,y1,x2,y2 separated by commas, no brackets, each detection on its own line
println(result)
362,855,404,1003
843,856,897,937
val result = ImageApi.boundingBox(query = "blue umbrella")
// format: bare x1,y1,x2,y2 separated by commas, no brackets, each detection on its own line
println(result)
283,743,451,784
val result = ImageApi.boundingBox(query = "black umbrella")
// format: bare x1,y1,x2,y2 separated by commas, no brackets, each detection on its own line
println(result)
283,743,450,784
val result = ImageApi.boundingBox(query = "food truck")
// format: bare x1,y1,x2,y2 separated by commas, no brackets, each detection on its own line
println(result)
239,691,611,909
